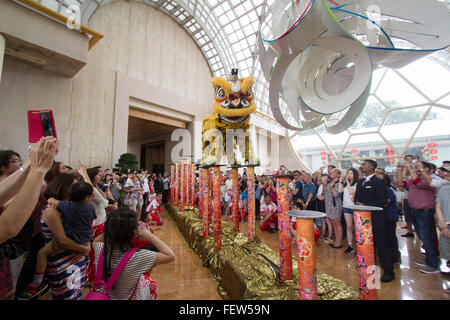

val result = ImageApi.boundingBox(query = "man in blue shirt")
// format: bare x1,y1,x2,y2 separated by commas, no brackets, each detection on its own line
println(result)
291,170,303,204
301,173,317,210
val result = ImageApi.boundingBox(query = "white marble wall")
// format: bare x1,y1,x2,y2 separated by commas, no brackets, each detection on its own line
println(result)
67,1,212,168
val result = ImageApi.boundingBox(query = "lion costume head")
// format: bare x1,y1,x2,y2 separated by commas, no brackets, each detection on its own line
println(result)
211,68,256,125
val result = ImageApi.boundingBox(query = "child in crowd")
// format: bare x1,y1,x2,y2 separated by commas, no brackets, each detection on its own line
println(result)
194,184,199,207
19,182,95,298
290,201,320,244
146,193,163,226
290,201,302,241
227,196,246,223
259,193,278,233
220,179,226,215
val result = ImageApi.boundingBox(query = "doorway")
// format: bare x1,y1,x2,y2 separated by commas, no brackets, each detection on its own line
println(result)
141,141,165,174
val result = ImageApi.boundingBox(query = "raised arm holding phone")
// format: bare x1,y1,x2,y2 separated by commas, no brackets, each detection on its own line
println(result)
0,136,59,244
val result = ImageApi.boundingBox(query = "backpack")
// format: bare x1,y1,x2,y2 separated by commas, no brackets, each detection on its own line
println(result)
85,247,138,300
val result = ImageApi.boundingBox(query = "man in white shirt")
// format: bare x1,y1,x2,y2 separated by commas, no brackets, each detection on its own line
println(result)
421,165,450,190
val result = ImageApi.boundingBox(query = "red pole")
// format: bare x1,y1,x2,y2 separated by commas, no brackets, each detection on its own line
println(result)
296,218,317,299
191,163,196,208
175,163,179,206
231,167,239,232
354,209,378,300
170,164,174,203
201,168,209,237
212,166,222,251
247,166,255,241
185,159,190,207
180,160,184,212
208,168,212,228
277,176,293,281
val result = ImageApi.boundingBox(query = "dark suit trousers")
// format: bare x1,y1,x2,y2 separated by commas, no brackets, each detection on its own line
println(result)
372,211,395,276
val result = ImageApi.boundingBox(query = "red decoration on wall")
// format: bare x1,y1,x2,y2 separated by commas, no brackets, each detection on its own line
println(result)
428,142,438,148
350,149,358,154
431,156,438,161
387,152,394,156
388,158,395,163
322,161,327,165
385,147,392,152
320,151,327,156
321,156,326,160
430,149,438,155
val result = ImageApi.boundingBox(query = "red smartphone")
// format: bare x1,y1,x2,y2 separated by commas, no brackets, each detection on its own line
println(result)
27,109,57,143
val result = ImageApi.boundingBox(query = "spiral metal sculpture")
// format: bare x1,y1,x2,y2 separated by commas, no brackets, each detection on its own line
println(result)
258,0,450,134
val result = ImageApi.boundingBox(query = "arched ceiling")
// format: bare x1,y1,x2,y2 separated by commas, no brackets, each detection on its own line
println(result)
17,0,450,120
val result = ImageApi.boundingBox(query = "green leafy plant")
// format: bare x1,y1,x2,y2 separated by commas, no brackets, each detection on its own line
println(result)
114,153,138,174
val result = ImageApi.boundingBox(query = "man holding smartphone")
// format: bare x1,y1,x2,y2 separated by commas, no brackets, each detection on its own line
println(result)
399,161,439,274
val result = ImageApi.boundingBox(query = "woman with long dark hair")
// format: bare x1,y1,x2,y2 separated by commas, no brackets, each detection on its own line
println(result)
339,168,359,254
92,207,175,299
44,161,70,184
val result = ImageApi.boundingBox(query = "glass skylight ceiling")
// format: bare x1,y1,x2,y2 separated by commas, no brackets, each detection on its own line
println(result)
18,0,450,121
21,0,276,116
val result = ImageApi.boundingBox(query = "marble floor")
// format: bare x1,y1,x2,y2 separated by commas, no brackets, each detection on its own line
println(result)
150,208,450,300
37,207,449,300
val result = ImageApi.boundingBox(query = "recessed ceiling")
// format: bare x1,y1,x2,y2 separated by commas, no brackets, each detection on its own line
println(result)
128,116,178,142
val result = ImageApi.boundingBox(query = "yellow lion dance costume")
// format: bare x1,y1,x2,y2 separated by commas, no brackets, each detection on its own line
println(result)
202,69,257,165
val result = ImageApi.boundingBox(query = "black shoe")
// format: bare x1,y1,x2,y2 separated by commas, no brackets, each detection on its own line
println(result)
401,232,414,237
380,273,395,282
344,246,354,254
329,244,343,249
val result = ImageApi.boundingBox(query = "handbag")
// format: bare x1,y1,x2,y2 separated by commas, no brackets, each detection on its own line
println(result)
85,247,138,300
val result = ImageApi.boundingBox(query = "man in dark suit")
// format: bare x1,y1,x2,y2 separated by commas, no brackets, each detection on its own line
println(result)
354,160,394,282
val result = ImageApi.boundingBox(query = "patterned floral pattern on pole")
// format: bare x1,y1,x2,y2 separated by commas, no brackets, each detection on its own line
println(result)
296,218,317,300
212,166,222,251
175,163,179,206
180,160,185,212
232,167,239,232
191,164,196,208
185,159,190,207
201,168,209,237
276,176,293,281
208,169,212,227
199,168,204,217
170,165,174,204
247,166,255,241
354,210,378,300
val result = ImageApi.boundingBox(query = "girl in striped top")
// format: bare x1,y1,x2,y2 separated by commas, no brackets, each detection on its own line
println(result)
92,208,175,300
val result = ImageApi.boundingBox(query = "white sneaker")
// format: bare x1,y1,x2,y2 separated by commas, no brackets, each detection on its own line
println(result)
414,261,427,267
420,266,440,274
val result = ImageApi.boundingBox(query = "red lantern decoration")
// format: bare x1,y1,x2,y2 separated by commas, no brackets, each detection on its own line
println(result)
430,149,438,155
322,161,327,165
297,152,302,157
388,158,395,163
321,156,326,160
387,152,394,156
428,142,438,148
320,151,327,156
431,156,438,161
385,147,392,152
350,149,358,154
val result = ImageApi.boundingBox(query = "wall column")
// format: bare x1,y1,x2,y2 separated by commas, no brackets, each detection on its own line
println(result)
0,34,5,84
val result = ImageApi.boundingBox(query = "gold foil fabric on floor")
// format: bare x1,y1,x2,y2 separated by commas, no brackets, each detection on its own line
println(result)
166,204,359,300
